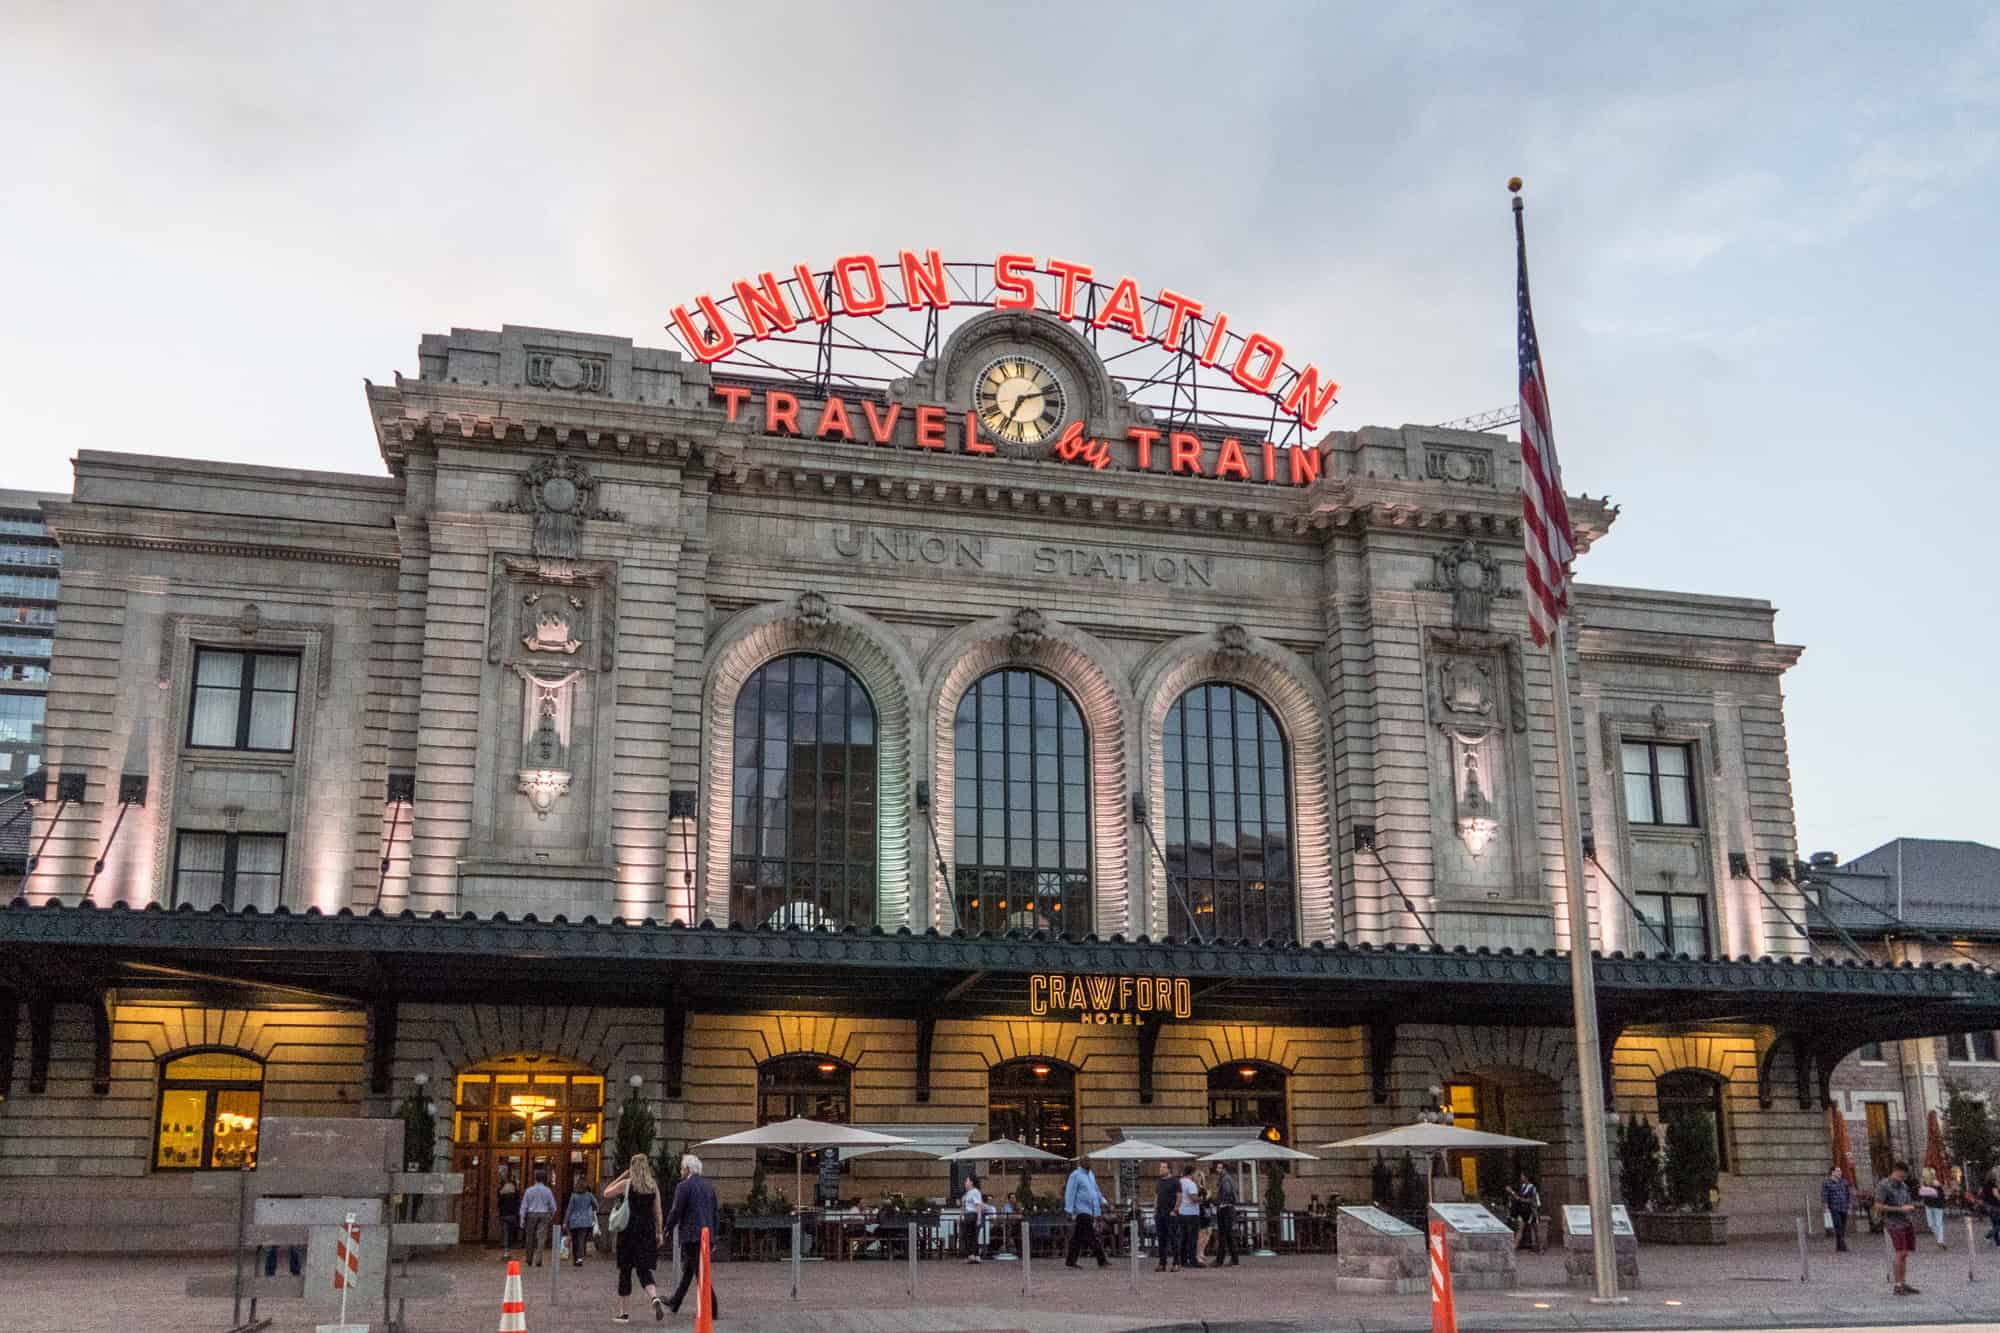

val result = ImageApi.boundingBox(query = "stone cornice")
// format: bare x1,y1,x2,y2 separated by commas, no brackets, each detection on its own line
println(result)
1577,626,1805,676
53,528,401,570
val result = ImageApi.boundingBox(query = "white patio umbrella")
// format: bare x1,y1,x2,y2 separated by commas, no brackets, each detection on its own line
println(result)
1198,1140,1321,1257
697,1118,911,1300
697,1118,911,1217
1086,1138,1192,1160
1319,1122,1544,1210
943,1137,1065,1162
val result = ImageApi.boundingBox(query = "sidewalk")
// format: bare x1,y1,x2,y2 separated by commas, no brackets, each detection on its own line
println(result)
35,1234,2000,1332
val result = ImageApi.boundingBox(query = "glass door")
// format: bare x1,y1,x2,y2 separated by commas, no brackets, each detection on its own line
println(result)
453,1057,605,1246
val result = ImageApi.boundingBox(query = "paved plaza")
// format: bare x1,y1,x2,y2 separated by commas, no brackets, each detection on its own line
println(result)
32,1236,2000,1333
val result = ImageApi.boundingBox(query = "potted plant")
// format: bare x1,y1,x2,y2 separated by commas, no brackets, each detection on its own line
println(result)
1633,1110,1728,1244
1618,1115,1661,1213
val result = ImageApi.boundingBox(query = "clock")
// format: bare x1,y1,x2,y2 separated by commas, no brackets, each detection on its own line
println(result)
973,354,1067,445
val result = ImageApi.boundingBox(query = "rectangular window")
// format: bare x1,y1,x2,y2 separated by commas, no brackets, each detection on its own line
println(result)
1857,1042,1884,1063
187,649,299,751
1621,741,1698,827
1634,890,1713,957
173,832,287,910
1949,1032,2000,1064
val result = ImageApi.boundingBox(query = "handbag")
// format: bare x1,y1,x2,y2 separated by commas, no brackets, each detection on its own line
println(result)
607,1186,631,1234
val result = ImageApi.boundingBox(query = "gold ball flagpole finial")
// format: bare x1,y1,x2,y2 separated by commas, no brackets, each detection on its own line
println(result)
1508,176,1523,193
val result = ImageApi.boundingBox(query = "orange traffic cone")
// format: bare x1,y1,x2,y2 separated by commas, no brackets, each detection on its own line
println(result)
499,1258,527,1333
1428,1218,1457,1333
694,1226,715,1333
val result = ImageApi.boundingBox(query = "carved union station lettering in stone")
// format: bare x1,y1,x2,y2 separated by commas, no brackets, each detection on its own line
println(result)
830,525,987,567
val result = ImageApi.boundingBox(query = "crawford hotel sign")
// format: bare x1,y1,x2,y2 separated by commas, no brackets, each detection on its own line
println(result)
669,249,1343,484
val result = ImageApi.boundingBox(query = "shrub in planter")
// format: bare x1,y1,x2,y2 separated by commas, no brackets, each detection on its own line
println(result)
1663,1111,1720,1213
1371,1153,1394,1208
1618,1116,1661,1212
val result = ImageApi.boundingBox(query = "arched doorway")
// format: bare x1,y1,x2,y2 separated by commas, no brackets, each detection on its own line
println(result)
1435,1065,1569,1208
450,1054,605,1245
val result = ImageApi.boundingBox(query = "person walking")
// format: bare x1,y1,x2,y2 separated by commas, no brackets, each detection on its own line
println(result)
1063,1159,1109,1268
1982,1171,2000,1246
1153,1162,1180,1273
662,1154,721,1320
1920,1167,1947,1248
1177,1164,1203,1269
603,1153,667,1323
565,1172,597,1267
495,1162,521,1260
961,1174,993,1263
1876,1160,1921,1295
1822,1165,1853,1252
1214,1165,1241,1267
1507,1172,1542,1252
519,1167,558,1266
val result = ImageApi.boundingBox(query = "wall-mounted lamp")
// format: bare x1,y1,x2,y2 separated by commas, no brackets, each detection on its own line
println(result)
1351,824,1377,853
628,1073,644,1090
1768,857,1793,883
413,1072,429,1088
1130,792,1148,825
1727,853,1751,879
915,781,931,812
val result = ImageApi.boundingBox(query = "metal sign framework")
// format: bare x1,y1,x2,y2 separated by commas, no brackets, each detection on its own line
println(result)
661,257,1336,448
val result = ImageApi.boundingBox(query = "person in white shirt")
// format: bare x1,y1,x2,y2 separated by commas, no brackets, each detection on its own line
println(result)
1176,1168,1203,1269
961,1175,993,1263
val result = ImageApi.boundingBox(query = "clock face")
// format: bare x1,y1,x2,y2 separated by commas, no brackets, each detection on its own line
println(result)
974,354,1067,445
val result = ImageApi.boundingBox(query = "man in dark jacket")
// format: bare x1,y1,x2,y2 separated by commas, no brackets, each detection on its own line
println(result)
1153,1161,1181,1273
1215,1167,1241,1266
662,1154,721,1319
1822,1166,1854,1252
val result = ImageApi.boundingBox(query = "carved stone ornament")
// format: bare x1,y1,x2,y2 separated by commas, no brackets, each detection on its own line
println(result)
1439,657,1496,727
236,602,262,637
496,456,622,560
794,590,832,634
520,592,584,655
514,666,582,818
1422,539,1504,630
1008,607,1046,657
1455,748,1499,857
1650,703,1670,734
1217,624,1251,659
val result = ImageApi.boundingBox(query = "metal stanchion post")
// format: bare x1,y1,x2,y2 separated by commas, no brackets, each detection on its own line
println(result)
791,1214,802,1300
908,1220,918,1303
550,1218,559,1307
1022,1217,1032,1296
1130,1212,1140,1292
1883,1224,1896,1291
1970,1215,1979,1284
1796,1217,1809,1282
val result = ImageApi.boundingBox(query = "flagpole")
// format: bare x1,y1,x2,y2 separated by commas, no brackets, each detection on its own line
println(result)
1513,180,1622,1303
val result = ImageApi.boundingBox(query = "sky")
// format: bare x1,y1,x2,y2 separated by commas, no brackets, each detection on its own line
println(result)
2,1,1994,860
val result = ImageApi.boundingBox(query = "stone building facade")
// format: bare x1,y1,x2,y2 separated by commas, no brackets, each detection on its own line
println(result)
2,315,1986,1254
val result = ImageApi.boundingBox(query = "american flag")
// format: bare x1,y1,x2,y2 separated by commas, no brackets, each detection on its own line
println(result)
1516,197,1576,647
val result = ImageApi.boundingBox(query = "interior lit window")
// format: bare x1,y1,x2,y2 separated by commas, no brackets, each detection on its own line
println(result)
154,1050,263,1170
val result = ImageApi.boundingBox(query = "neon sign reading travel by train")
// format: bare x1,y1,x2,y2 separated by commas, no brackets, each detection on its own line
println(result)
666,250,1342,435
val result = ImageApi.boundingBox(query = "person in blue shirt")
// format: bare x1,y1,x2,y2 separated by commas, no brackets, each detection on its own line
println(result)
518,1168,559,1267
1063,1159,1109,1268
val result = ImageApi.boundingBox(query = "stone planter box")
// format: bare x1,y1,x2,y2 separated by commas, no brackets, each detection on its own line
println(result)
1632,1212,1728,1245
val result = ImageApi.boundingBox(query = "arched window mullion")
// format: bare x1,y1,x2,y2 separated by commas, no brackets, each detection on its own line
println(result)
1166,683,1296,943
953,669,1090,936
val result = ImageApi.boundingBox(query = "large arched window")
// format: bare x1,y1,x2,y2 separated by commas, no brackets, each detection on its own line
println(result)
952,669,1090,935
1657,1069,1730,1172
988,1058,1076,1164
1208,1060,1289,1144
1164,683,1295,942
730,654,878,930
758,1054,852,1176
154,1049,263,1170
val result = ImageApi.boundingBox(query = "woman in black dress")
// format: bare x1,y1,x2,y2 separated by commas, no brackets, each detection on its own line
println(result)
603,1153,667,1323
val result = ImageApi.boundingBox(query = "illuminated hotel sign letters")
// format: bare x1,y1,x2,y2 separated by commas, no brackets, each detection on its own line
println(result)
1028,973,1195,1025
670,250,1341,433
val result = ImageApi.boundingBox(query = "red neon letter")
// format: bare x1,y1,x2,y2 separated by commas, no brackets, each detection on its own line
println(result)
1261,440,1277,482
1231,333,1284,394
1128,427,1160,470
1169,432,1205,476
813,396,854,441
962,409,993,455
1289,444,1324,486
670,295,736,362
713,384,752,422
1215,437,1250,481
899,249,951,311
862,401,901,444
1092,276,1147,339
765,391,800,436
1198,311,1230,366
832,254,887,316
1047,259,1094,321
1280,363,1341,432
794,263,830,323
915,404,946,449
993,253,1037,310
732,272,797,340
1155,288,1203,349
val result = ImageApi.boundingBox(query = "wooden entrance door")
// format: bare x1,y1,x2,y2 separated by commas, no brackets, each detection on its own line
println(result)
1864,1102,1894,1182
451,1056,606,1245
